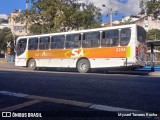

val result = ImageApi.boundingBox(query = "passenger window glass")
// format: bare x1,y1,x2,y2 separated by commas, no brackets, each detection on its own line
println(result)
120,28,131,46
16,38,27,56
66,34,81,48
101,30,119,47
28,37,38,50
137,26,146,43
39,36,50,50
51,35,65,49
82,32,100,48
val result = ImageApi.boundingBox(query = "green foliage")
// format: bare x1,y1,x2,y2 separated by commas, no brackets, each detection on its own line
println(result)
28,24,42,35
140,0,160,19
0,28,14,51
16,0,101,35
147,29,160,40
146,0,160,16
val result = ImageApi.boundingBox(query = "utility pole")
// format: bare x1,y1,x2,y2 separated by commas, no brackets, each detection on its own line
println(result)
26,0,29,10
26,0,29,35
102,4,117,27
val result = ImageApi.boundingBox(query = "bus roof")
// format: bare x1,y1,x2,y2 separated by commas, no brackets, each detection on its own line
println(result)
17,24,137,39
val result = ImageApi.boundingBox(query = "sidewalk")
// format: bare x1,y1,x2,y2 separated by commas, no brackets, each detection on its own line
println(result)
0,61,28,70
0,62,15,68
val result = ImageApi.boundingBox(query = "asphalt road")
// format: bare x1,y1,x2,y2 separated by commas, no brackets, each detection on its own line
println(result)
0,69,160,120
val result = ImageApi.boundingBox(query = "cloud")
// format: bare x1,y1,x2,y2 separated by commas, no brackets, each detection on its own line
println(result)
84,0,141,16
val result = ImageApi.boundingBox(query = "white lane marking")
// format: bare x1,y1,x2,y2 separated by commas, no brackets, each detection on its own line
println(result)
26,95,91,107
89,104,139,112
0,90,145,113
0,100,41,111
0,91,29,98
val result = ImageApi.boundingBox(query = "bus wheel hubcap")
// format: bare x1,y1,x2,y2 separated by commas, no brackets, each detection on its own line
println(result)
30,62,35,68
80,63,87,70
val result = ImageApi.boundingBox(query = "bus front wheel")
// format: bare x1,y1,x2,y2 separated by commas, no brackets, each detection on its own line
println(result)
28,59,36,70
77,59,90,73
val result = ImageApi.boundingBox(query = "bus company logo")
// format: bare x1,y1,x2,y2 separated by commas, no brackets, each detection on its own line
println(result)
35,51,53,57
65,48,89,58
2,112,11,117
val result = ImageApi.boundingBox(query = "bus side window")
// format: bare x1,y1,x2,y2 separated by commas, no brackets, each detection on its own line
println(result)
82,32,100,48
120,28,131,46
51,35,65,49
101,30,119,47
107,30,119,46
39,36,50,50
66,35,74,48
73,34,81,48
92,32,100,47
66,34,81,48
137,26,146,43
101,32,110,47
28,37,38,50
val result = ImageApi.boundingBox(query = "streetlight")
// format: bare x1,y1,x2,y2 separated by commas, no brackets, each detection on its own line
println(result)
102,4,118,27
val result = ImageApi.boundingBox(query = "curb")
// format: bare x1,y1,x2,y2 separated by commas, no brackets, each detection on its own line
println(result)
0,62,160,76
149,72,160,76
106,71,150,76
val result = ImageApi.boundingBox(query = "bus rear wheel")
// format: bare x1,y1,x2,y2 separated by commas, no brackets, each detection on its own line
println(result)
28,59,36,70
77,59,90,73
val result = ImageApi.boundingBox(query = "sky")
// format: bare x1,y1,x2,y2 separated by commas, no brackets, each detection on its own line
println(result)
0,0,141,22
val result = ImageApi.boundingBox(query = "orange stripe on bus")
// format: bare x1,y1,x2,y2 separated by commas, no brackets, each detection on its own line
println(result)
27,47,128,59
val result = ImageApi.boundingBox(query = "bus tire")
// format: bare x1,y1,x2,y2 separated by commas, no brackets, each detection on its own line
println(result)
77,59,90,73
28,59,36,70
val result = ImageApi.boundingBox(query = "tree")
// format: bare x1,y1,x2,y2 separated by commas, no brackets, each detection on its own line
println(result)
146,0,160,19
140,0,160,19
0,28,14,53
16,0,101,34
147,29,160,40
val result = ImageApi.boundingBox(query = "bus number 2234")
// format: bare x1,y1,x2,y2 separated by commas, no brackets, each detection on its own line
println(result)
116,47,126,52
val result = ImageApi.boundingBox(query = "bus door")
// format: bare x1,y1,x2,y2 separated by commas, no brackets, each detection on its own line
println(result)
15,38,27,66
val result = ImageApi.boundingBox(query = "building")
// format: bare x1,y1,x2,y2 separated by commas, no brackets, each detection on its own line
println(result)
8,10,27,37
102,14,160,31
0,23,10,29
133,15,160,31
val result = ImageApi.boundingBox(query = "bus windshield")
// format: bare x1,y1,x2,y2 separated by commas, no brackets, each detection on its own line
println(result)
16,38,27,56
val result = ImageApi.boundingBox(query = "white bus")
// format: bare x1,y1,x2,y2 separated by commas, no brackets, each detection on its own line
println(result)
15,24,147,73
